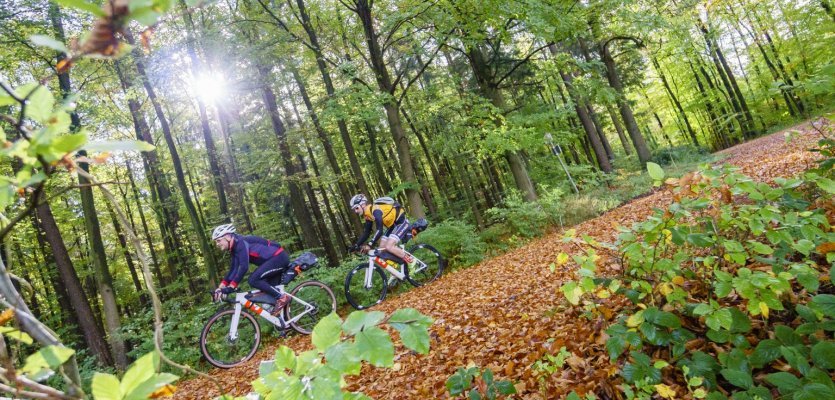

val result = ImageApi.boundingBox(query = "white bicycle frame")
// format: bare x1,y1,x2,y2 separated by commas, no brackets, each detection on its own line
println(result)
362,249,428,289
225,287,317,340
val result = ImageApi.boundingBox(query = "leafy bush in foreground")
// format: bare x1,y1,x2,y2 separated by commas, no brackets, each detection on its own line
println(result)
561,162,835,399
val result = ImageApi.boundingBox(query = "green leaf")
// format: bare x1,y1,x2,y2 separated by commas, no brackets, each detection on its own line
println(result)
29,35,69,53
810,341,835,370
273,346,297,371
728,308,752,333
817,177,835,194
775,325,802,347
312,312,342,352
794,383,835,400
0,327,33,344
91,373,122,400
16,83,54,123
720,368,753,389
566,392,582,400
324,341,361,376
52,132,87,154
446,367,476,395
354,326,393,367
765,372,801,394
687,233,713,247
21,345,75,376
781,346,810,375
120,352,157,396
342,310,386,335
750,339,781,368
643,307,681,328
647,162,665,181
389,308,433,327
811,294,835,317
129,7,162,26
391,322,430,354
561,281,583,305
55,0,106,17
495,380,516,395
748,241,774,255
83,140,155,153
124,373,178,400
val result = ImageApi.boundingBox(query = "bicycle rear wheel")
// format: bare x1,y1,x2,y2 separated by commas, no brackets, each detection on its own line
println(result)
200,309,261,368
406,244,444,286
344,264,387,310
286,280,337,335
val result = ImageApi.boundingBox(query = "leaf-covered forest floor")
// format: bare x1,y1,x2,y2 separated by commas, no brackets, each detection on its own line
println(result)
174,121,824,399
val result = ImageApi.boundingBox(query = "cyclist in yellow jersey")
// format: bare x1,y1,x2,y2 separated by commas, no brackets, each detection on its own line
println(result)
348,194,416,267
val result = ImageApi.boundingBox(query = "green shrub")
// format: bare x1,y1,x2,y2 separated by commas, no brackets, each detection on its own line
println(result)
561,163,835,399
561,195,618,226
486,191,549,238
416,220,487,268
651,144,710,166
478,224,513,255
121,299,218,370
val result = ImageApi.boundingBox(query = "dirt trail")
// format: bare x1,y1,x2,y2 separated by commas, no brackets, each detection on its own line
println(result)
175,123,822,399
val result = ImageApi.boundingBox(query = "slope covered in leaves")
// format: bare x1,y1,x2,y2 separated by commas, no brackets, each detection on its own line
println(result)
174,123,822,399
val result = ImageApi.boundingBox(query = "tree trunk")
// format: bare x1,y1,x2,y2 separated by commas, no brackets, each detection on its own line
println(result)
587,104,614,160
34,201,113,366
113,62,182,286
288,64,356,229
607,105,632,154
127,31,219,286
179,0,229,221
105,201,149,306
699,20,758,138
123,160,165,285
304,140,349,252
257,65,322,250
353,0,427,216
49,4,126,369
559,70,612,173
651,56,700,147
598,43,651,163
294,0,369,196
466,44,538,201
216,108,253,231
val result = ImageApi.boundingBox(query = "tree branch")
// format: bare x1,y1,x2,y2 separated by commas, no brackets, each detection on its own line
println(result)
254,0,317,52
396,33,449,102
0,367,74,399
495,42,552,86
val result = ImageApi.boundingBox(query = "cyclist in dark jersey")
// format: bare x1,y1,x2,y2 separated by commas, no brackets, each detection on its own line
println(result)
348,194,416,268
211,224,294,315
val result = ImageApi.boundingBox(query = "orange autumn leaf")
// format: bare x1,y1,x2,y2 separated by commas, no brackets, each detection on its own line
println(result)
0,308,13,326
816,242,835,254
149,384,177,398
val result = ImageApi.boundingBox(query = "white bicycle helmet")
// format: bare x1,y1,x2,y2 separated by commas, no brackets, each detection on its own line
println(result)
349,194,367,208
211,224,236,240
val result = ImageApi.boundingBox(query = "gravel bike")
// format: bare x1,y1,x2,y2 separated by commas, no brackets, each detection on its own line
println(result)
199,253,336,368
344,219,444,310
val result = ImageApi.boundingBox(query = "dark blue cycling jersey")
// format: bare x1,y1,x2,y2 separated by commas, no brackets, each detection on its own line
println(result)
221,234,285,288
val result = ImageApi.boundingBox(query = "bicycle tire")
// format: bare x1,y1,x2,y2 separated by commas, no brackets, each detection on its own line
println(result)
199,308,261,369
344,263,388,310
286,280,337,335
406,243,444,287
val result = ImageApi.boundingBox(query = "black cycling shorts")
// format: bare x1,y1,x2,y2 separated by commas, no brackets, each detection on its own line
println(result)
385,219,410,243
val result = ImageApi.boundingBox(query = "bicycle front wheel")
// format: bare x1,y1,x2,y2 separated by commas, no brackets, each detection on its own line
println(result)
344,263,387,310
406,244,444,286
200,308,261,368
287,280,337,335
